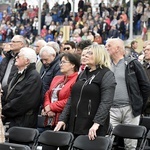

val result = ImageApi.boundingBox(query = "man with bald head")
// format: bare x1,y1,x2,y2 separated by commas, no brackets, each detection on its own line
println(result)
0,35,26,89
106,38,150,150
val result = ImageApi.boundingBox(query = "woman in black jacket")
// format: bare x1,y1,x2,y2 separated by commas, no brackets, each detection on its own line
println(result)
54,44,116,140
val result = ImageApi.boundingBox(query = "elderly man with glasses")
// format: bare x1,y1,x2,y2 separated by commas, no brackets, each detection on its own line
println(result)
0,35,26,92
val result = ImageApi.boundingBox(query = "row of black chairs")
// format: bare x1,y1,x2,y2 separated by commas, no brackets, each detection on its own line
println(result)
0,127,112,150
1,116,150,150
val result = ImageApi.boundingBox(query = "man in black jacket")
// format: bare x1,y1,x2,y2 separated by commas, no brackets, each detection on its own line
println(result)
106,38,150,150
0,35,26,89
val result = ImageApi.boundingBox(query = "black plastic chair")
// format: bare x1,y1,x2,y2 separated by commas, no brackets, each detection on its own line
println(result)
72,135,112,150
140,117,150,131
112,124,147,150
7,126,39,149
141,130,150,150
38,130,74,149
0,142,31,150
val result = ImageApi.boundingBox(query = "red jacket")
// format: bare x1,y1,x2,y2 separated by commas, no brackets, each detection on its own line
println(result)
44,72,78,125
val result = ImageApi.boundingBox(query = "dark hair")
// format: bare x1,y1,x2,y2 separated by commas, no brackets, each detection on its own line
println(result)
64,41,76,49
131,40,137,47
76,40,92,50
60,53,80,72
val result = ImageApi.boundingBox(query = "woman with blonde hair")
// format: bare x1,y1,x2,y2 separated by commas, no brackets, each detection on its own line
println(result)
54,44,116,140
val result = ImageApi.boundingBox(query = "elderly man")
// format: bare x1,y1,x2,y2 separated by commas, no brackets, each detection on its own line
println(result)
0,35,26,89
106,38,150,150
40,46,61,100
35,39,47,73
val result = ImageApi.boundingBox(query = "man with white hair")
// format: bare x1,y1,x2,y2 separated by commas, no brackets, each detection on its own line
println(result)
2,47,42,128
40,46,61,100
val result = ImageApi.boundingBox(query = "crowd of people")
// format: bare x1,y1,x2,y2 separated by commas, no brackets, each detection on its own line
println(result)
0,0,150,46
0,0,150,150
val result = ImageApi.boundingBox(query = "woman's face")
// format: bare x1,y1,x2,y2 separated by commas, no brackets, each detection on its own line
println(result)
81,49,88,65
59,57,75,75
84,48,95,67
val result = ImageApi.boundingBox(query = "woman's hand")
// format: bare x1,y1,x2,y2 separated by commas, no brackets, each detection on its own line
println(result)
54,121,66,131
88,123,100,140
47,111,55,117
41,109,47,116
44,105,50,113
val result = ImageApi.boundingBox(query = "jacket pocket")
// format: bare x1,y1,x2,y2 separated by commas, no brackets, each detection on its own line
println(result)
88,99,91,115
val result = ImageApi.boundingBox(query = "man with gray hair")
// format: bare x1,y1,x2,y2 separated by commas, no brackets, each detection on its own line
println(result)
106,38,150,150
0,35,26,89
40,46,61,100
35,39,47,73
47,41,60,54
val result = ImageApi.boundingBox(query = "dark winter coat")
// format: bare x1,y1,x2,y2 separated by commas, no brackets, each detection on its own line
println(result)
2,63,42,128
124,57,150,116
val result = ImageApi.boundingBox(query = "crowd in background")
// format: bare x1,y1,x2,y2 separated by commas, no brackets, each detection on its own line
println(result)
0,0,150,47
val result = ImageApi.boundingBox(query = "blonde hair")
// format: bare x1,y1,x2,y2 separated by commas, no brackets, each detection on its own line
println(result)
87,44,111,69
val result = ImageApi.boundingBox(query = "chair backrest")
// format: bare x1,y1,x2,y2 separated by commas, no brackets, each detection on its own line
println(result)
72,135,112,150
112,124,147,150
38,130,74,147
140,116,150,131
7,126,39,148
0,142,31,150
112,124,147,139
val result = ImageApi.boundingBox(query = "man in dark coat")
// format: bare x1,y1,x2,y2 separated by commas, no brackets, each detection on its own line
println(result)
2,47,42,128
40,46,61,102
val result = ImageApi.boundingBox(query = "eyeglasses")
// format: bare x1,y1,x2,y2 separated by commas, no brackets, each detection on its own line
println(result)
59,61,70,65
16,55,23,59
64,47,70,51
11,41,22,43
86,51,93,55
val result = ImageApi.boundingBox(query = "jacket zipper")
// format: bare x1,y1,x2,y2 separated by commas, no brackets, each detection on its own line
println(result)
75,79,89,118
88,99,91,115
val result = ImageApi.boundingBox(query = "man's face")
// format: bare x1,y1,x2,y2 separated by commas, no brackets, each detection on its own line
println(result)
40,51,55,68
144,45,150,62
10,36,24,53
105,41,117,57
63,45,75,54
35,42,42,55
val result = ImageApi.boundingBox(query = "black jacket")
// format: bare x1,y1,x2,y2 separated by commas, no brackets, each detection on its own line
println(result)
0,51,18,86
2,63,42,128
59,67,116,136
40,55,61,97
124,57,150,116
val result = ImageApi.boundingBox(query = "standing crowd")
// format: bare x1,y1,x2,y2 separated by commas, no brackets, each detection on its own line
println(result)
0,0,150,150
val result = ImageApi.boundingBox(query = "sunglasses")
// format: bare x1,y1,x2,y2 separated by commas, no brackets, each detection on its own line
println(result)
64,47,70,50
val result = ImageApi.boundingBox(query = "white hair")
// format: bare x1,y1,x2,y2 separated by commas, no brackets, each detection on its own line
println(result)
20,47,37,63
39,46,56,56
46,41,60,53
